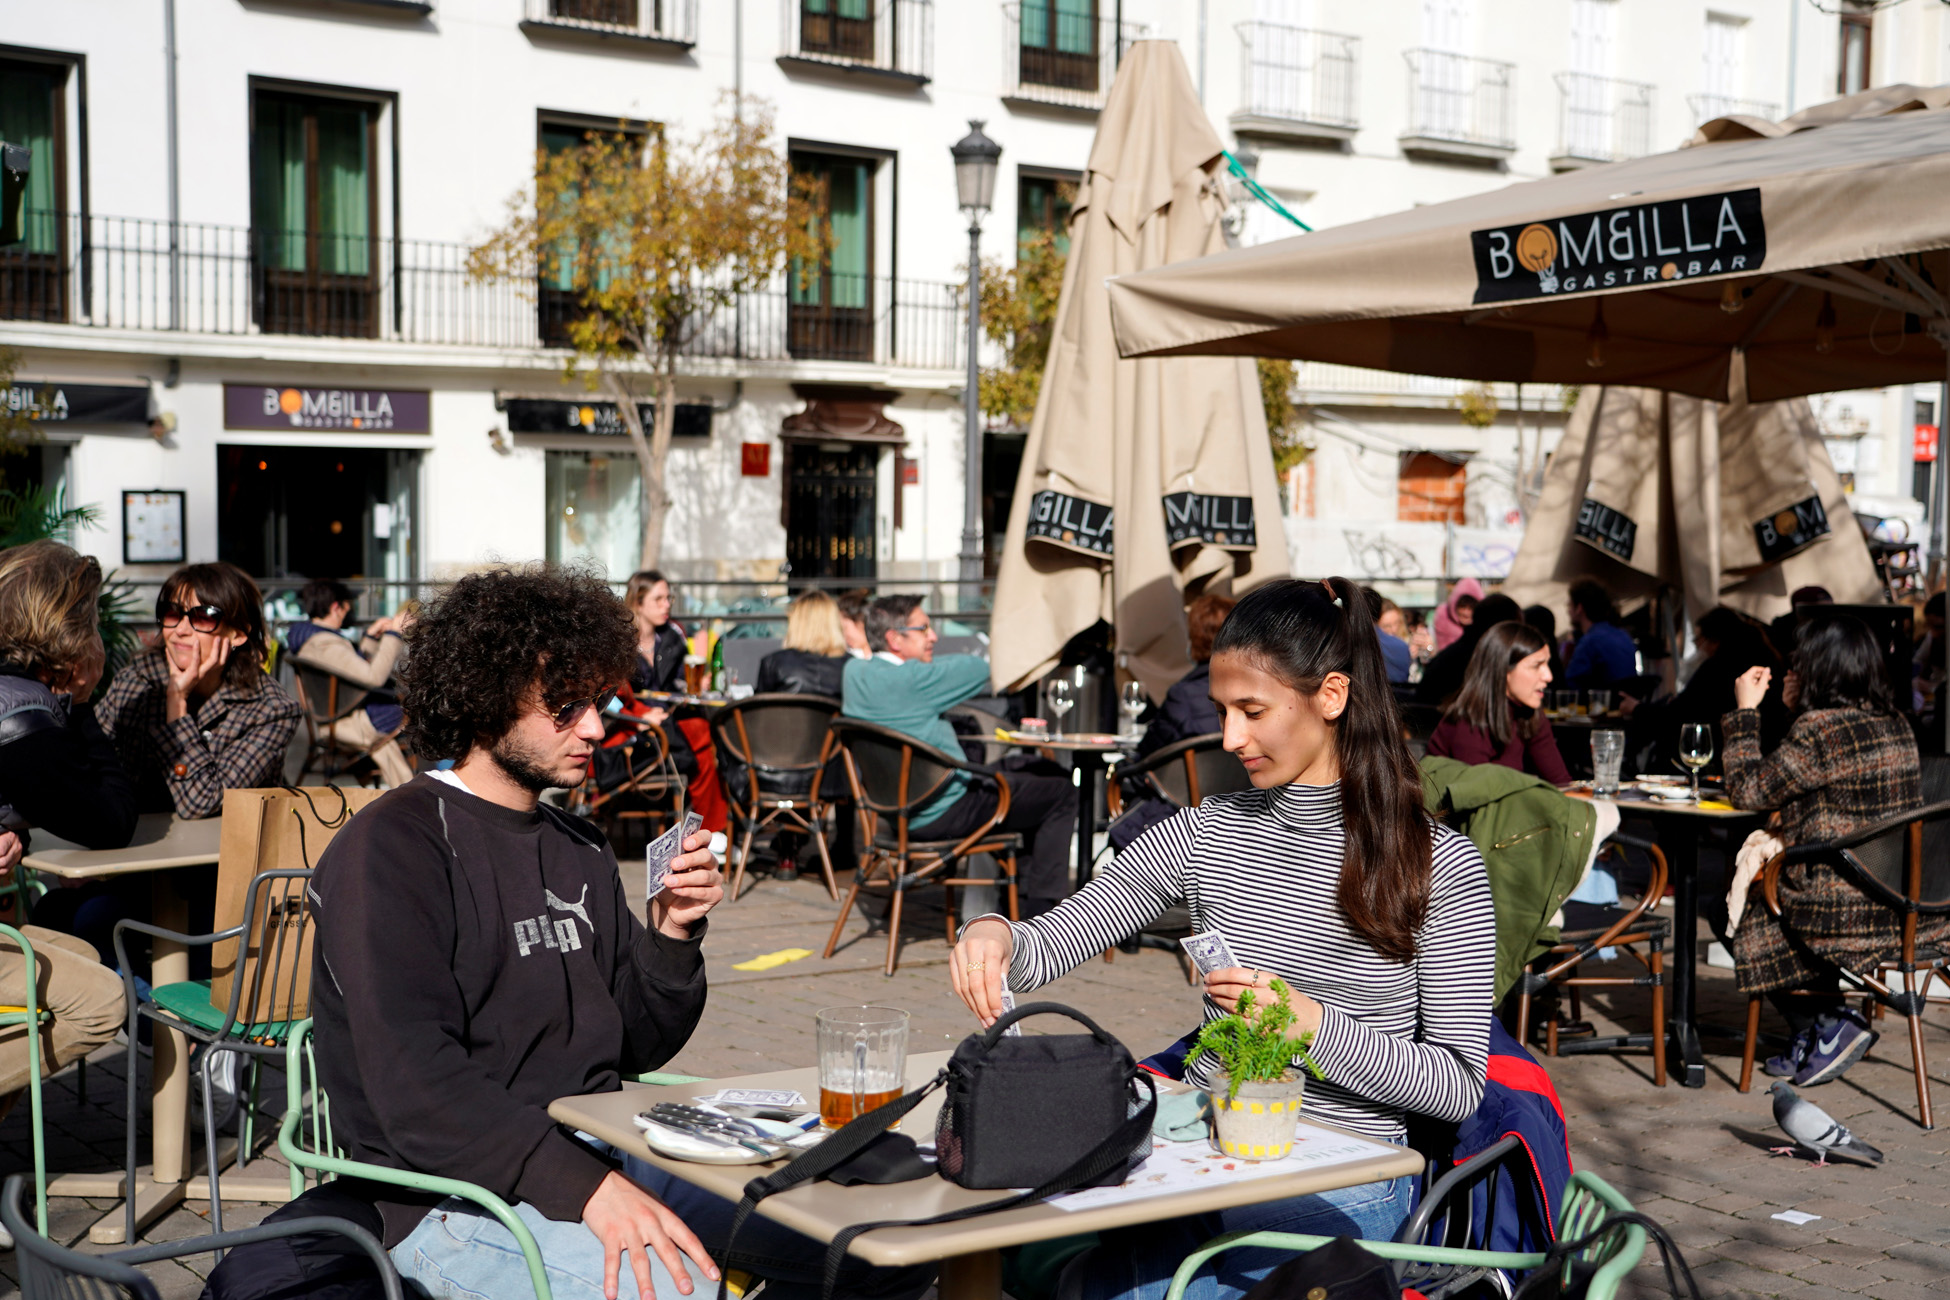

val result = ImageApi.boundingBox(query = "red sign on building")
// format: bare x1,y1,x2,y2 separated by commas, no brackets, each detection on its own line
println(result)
741,442,772,477
1916,423,1940,464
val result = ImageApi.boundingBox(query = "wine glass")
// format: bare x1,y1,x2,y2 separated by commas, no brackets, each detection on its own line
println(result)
1119,681,1147,737
1678,723,1714,803
1046,678,1075,737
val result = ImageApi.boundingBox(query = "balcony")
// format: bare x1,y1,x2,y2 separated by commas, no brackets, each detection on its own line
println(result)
1399,49,1515,163
0,212,965,371
1231,22,1359,146
780,0,932,86
1551,72,1654,169
1687,93,1781,127
1001,3,1146,113
520,0,696,51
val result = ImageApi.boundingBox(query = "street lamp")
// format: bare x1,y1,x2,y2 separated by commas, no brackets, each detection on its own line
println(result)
951,119,1002,595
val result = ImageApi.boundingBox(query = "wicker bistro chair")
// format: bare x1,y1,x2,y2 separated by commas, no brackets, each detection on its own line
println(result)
1104,734,1252,981
289,660,393,786
1162,1170,1647,1300
709,693,842,902
0,924,51,1236
1513,833,1673,1087
112,868,316,1249
279,1020,707,1300
2,1173,403,1300
1737,796,1950,1128
823,719,1025,976
567,706,687,852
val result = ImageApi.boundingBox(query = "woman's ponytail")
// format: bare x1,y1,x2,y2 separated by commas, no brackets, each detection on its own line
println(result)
1216,577,1432,962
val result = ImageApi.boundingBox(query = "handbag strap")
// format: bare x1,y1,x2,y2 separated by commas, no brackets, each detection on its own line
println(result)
713,1067,950,1298
815,1073,1157,1300
980,1000,1120,1048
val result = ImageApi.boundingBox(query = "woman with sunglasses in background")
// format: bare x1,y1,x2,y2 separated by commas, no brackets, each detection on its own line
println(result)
100,562,301,819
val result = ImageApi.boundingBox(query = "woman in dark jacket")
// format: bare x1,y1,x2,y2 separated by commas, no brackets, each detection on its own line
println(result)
757,592,847,697
1427,621,1570,784
1725,616,1925,1086
1625,605,1788,775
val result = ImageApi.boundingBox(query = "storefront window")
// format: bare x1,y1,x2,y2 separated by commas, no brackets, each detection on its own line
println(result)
545,450,642,581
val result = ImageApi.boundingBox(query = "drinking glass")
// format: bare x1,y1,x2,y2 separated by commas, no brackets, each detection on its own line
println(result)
816,1006,909,1129
1678,723,1714,803
1119,681,1147,736
1588,689,1613,717
1552,689,1577,717
1590,730,1626,795
1046,678,1075,736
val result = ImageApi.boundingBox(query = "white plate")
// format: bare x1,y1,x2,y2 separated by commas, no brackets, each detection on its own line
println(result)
1636,776,1687,787
633,1118,820,1165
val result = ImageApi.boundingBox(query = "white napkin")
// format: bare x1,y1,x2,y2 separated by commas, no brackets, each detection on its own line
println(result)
1725,829,1787,935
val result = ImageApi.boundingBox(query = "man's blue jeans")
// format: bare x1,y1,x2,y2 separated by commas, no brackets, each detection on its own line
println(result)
389,1141,931,1300
1066,1170,1417,1300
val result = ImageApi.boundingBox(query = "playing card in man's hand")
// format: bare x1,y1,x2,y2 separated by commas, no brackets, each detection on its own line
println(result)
1180,931,1241,977
646,812,704,902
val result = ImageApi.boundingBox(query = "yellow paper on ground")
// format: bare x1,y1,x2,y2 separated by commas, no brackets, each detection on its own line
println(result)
732,948,812,972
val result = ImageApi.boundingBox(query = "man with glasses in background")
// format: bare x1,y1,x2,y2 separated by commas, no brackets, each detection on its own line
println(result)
303,566,928,1300
842,595,1078,917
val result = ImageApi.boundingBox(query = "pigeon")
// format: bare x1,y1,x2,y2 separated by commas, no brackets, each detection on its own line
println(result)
1768,1082,1885,1167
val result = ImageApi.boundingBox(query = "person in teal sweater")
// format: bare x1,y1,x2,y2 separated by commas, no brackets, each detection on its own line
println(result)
841,595,1078,914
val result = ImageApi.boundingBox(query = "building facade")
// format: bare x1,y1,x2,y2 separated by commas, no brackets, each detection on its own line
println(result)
0,0,1940,608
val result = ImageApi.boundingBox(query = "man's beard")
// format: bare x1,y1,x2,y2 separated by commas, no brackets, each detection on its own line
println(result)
490,730,571,795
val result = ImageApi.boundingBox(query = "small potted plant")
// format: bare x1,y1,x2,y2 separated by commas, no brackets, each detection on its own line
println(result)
1186,978,1323,1161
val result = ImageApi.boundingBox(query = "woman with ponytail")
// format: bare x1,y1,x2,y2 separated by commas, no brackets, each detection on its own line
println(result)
951,579,1494,1296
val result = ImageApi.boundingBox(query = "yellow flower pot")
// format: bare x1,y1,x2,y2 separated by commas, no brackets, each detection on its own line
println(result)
1208,1075,1306,1161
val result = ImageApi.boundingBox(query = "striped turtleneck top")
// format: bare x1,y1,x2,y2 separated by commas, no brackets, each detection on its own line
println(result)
997,781,1494,1143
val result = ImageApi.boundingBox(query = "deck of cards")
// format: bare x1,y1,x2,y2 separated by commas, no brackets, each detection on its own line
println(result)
1180,931,1241,977
645,811,704,902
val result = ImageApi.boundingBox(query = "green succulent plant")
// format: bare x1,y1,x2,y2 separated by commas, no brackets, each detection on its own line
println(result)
1185,977,1324,1100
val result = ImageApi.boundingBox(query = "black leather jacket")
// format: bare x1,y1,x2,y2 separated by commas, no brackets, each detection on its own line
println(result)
756,648,846,699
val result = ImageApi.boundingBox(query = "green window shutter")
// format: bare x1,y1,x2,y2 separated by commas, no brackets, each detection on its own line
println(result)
315,104,372,277
1022,0,1049,49
0,62,61,255
826,161,869,309
1056,0,1094,55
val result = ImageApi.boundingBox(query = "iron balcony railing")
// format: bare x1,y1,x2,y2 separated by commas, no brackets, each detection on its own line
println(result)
522,0,697,44
1001,3,1146,110
1235,22,1359,130
1686,92,1781,126
1401,48,1515,151
1554,72,1654,163
0,213,966,371
782,0,932,81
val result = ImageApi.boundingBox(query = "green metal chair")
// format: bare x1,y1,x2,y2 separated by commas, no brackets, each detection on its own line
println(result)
113,867,316,1248
280,1017,708,1300
1162,1171,1647,1300
0,922,50,1236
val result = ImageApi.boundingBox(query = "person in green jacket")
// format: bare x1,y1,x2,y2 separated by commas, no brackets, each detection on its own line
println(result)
841,596,1077,915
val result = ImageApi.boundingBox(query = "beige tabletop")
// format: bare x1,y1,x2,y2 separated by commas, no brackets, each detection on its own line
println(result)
22,812,223,878
998,731,1136,752
551,1051,1422,1271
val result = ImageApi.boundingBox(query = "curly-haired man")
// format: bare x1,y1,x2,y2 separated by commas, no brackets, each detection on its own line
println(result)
302,565,926,1300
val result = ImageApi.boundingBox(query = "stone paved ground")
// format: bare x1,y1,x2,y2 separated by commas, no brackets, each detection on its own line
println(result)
6,863,1950,1298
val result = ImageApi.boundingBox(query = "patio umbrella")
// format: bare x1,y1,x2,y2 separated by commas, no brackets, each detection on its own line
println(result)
990,41,1287,700
1103,84,1950,407
1501,376,1881,627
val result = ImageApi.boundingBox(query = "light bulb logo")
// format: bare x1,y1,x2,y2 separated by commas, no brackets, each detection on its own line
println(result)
1516,224,1559,293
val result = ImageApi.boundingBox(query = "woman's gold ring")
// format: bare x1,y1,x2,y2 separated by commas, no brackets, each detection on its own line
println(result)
967,962,986,972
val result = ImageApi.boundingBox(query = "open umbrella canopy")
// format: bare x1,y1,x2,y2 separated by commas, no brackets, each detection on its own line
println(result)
990,41,1286,700
1105,85,1950,405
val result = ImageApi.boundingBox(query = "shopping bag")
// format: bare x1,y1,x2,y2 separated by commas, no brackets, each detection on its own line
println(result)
210,785,383,1028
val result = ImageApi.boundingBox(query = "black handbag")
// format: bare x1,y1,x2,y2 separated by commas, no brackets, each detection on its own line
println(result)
716,1001,1157,1300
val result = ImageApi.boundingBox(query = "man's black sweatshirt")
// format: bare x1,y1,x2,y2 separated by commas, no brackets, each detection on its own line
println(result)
310,774,707,1246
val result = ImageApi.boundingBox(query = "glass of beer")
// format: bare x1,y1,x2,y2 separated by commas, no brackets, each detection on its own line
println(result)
816,1006,909,1129
682,654,706,694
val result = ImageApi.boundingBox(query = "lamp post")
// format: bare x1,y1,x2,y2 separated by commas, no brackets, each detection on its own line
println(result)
951,119,1001,598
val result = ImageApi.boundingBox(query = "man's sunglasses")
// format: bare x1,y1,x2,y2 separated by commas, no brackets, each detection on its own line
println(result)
157,599,227,634
549,687,618,730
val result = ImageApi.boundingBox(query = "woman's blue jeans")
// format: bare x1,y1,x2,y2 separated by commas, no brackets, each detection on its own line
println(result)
1066,1169,1417,1300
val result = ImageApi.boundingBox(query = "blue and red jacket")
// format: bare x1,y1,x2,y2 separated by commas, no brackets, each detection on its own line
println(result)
1139,1016,1569,1253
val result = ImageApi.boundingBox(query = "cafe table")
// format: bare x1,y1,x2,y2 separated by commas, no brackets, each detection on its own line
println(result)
1576,788,1766,1090
17,813,284,1243
552,1051,1422,1300
995,731,1137,889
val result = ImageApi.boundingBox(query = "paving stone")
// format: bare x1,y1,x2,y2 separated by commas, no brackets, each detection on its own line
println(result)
1864,1282,1940,1300
1792,1262,1882,1292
